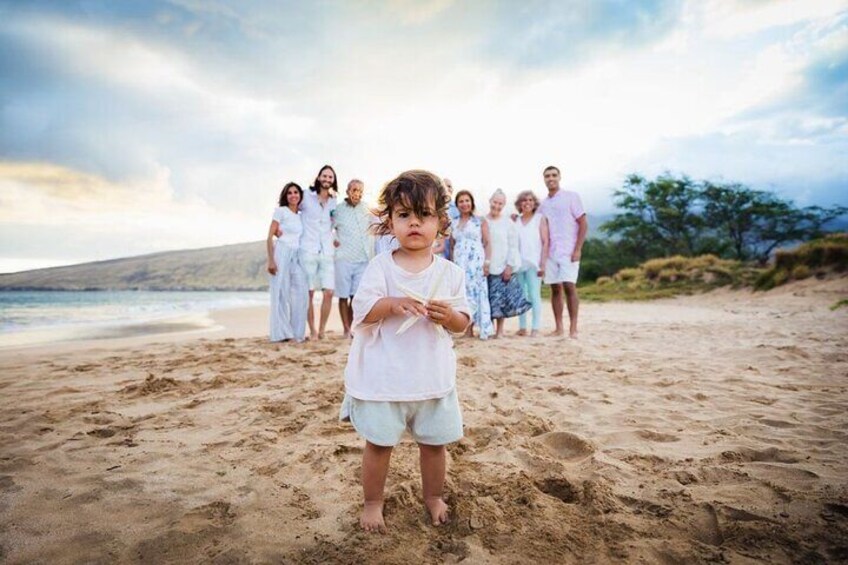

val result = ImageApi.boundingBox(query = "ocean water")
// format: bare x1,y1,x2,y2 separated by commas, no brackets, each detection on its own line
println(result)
0,290,268,334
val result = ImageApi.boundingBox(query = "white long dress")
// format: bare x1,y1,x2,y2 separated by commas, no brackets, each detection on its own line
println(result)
269,207,308,342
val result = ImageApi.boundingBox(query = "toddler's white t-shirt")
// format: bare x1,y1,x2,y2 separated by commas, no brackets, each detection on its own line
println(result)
344,251,470,401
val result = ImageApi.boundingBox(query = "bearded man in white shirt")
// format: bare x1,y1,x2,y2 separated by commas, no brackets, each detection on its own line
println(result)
300,164,338,340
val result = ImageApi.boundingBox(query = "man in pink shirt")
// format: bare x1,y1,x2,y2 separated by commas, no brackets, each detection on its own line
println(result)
538,166,588,338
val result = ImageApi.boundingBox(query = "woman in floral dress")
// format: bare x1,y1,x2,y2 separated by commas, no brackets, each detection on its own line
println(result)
450,190,494,340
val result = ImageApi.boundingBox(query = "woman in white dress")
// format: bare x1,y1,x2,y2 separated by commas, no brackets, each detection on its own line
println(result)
513,190,549,337
450,190,494,340
485,189,530,339
266,182,309,342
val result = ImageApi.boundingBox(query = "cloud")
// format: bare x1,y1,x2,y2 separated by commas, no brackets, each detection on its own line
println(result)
1,1,846,272
472,0,684,69
0,161,260,258
693,0,846,39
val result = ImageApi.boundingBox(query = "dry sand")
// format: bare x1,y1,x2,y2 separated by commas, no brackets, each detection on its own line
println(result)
1,279,846,563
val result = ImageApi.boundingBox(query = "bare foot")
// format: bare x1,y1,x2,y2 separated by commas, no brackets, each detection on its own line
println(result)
317,332,325,340
492,333,501,340
530,330,539,337
360,501,386,533
516,328,527,336
310,331,319,341
547,329,565,337
342,331,351,339
569,331,579,340
424,497,449,526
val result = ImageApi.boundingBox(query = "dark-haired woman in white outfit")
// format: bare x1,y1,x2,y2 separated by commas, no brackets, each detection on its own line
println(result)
266,182,309,342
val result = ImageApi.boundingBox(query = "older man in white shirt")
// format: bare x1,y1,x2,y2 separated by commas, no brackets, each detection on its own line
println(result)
333,178,372,338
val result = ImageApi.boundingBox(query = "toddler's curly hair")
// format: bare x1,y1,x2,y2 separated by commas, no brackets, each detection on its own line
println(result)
373,170,451,238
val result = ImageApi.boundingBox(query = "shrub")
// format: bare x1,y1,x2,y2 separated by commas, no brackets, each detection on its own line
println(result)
657,269,682,283
791,265,811,280
615,268,642,282
757,233,847,289
643,256,689,279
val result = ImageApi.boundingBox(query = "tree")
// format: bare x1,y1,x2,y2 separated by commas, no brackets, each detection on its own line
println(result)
703,181,847,263
578,238,641,284
601,173,705,260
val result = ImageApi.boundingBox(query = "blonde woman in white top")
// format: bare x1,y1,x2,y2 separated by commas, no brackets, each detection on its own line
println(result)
266,182,309,342
513,190,549,337
485,189,530,339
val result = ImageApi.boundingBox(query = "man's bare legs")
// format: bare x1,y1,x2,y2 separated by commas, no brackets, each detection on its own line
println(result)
361,442,393,533
549,283,565,336
338,297,353,338
307,290,318,340
419,444,449,525
318,289,333,339
564,282,579,338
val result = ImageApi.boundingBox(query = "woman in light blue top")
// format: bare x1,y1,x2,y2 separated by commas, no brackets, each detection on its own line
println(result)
513,190,549,337
266,182,309,342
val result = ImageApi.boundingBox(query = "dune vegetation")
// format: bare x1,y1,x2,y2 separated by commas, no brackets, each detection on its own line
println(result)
754,233,848,290
578,234,847,302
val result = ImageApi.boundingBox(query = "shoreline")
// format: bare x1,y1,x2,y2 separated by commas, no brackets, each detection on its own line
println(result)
0,305,275,357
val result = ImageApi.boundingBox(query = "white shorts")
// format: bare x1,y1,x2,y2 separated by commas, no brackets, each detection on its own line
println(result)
339,388,463,447
334,260,367,299
301,252,335,291
544,257,580,285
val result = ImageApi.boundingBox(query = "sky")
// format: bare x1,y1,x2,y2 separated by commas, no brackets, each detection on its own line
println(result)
1,0,846,273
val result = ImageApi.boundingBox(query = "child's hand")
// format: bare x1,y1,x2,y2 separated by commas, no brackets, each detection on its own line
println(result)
390,297,427,318
425,300,455,327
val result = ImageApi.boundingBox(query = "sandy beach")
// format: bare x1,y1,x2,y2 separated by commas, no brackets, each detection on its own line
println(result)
1,279,846,564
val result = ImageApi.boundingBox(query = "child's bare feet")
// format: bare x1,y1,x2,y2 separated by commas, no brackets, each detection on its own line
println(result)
424,496,449,526
530,329,539,337
360,501,386,533
516,328,527,336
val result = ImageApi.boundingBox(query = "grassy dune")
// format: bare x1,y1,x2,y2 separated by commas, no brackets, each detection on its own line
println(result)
580,234,847,301
755,233,848,290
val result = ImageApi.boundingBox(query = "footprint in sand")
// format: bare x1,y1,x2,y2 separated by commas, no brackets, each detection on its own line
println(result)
533,431,595,462
757,418,797,429
635,429,680,443
534,477,579,503
458,355,478,368
719,446,800,464
689,503,724,546
465,425,504,449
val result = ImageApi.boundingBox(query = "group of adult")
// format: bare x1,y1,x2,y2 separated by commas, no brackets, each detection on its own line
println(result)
266,165,587,343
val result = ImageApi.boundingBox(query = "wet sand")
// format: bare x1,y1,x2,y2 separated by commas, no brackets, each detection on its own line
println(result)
0,278,846,563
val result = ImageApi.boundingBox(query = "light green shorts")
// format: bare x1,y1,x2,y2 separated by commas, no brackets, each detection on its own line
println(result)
339,389,463,447
300,251,334,291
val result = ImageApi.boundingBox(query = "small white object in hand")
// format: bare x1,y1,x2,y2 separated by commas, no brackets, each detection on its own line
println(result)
396,264,464,337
